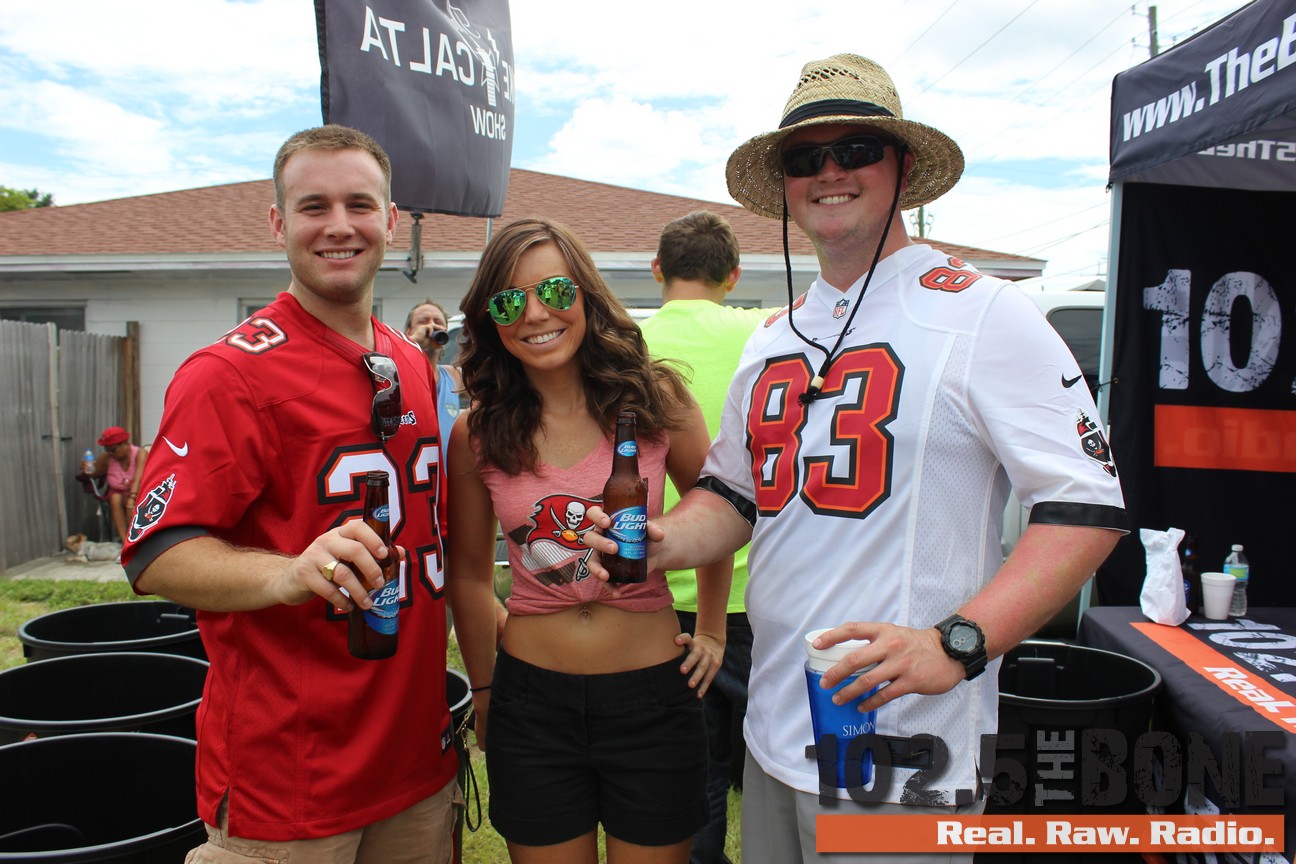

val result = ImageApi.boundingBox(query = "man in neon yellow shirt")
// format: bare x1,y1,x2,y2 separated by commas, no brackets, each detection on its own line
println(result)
640,210,770,864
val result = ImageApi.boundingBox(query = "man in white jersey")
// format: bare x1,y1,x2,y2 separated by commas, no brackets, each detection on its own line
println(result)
589,54,1128,863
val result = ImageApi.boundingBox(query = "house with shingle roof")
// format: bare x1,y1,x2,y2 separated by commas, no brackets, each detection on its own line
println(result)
0,169,1043,437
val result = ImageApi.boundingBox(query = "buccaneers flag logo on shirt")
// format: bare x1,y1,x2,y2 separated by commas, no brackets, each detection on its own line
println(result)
506,493,600,586
1076,412,1117,477
128,473,177,542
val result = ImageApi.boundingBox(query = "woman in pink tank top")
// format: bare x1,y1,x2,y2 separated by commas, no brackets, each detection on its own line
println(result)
83,424,148,545
446,218,731,863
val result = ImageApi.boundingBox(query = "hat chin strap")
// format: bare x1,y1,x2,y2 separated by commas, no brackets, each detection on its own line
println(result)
782,146,907,407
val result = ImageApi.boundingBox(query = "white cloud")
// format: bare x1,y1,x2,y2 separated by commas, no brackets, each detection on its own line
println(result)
0,0,1252,274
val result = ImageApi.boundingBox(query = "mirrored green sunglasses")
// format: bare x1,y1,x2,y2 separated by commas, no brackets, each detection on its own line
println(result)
487,276,579,326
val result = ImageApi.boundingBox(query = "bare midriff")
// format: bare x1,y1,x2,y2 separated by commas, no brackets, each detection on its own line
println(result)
501,603,682,674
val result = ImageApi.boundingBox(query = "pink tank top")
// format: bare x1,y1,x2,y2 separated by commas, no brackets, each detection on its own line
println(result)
107,445,138,494
479,433,675,615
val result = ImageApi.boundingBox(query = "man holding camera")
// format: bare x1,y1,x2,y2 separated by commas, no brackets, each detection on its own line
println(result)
405,300,463,463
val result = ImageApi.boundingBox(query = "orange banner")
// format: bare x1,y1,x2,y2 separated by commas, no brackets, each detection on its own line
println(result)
1153,404,1296,472
1131,622,1296,731
815,814,1284,853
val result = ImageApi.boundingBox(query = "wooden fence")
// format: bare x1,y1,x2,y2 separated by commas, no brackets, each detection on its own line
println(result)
0,321,132,572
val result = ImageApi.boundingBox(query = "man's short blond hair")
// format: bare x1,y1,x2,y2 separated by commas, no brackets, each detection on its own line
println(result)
273,125,392,211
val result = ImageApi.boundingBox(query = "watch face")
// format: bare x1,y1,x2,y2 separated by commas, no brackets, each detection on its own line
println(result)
948,623,979,654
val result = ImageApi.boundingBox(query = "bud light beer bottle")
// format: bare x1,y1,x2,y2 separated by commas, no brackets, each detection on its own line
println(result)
602,411,648,584
348,470,399,659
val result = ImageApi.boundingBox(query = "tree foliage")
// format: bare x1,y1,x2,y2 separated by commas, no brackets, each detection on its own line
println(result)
0,186,54,212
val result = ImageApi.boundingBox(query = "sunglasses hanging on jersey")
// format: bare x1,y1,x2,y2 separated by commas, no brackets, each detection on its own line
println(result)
362,352,402,442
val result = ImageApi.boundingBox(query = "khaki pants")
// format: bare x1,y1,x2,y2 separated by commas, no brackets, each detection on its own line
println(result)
186,778,460,864
741,751,983,864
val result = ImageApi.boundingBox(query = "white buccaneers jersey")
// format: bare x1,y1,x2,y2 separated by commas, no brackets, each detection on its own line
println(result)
701,244,1127,804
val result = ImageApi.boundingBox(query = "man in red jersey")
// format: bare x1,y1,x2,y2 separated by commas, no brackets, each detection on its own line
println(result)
123,125,458,862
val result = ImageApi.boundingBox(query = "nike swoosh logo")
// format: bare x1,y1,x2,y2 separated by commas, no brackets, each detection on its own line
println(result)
164,436,189,457
1061,374,1083,389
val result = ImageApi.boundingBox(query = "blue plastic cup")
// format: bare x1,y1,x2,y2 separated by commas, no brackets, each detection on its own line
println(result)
805,628,878,789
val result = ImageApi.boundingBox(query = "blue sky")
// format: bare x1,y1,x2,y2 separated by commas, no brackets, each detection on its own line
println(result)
0,0,1248,278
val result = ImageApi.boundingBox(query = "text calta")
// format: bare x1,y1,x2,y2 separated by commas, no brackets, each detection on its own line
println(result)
358,5,514,137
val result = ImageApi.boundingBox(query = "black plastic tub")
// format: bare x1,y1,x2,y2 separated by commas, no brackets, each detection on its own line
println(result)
0,732,202,862
0,651,207,745
989,639,1162,815
18,602,203,662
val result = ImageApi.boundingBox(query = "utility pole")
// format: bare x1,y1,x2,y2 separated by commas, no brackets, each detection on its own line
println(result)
911,204,931,239
1148,4,1159,57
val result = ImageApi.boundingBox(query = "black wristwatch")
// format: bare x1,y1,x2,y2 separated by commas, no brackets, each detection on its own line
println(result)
934,614,987,681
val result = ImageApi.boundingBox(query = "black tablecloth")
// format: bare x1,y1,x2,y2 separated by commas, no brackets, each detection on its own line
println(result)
1078,606,1296,861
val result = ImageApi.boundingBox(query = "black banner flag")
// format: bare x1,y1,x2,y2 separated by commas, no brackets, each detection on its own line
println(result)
1099,182,1295,608
315,0,514,217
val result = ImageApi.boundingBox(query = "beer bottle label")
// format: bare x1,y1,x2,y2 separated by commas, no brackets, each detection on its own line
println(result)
361,580,401,635
615,441,638,458
608,506,648,560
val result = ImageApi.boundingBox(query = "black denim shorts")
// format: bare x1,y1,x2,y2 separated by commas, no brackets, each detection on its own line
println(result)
485,648,709,847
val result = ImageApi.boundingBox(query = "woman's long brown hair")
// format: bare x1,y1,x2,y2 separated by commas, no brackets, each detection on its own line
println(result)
458,218,691,475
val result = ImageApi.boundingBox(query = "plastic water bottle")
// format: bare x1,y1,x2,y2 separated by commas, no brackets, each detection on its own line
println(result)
1224,544,1250,616
1180,533,1201,615
82,447,95,471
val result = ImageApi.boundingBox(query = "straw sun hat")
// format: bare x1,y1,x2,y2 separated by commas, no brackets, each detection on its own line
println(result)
726,53,965,218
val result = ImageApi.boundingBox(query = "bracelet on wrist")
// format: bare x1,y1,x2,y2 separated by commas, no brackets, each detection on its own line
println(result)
470,684,491,693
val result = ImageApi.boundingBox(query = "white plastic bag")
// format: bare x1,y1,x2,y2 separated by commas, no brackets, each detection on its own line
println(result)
1140,527,1189,626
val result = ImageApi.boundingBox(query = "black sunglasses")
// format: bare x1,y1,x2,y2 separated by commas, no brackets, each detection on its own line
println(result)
362,352,402,442
780,134,895,178
487,276,579,326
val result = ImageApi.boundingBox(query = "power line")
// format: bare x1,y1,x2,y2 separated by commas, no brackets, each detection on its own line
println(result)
912,0,1041,99
1016,219,1109,257
977,200,1109,246
887,0,963,67
963,34,1141,168
961,6,1139,162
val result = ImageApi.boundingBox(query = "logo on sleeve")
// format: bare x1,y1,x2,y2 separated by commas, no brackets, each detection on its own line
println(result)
128,474,177,542
1076,412,1117,477
163,436,189,457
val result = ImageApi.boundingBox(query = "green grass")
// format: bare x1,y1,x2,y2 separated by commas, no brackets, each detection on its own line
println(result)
0,579,139,669
1,580,742,863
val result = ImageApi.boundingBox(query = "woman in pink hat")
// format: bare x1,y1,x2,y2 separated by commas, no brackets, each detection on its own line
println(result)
82,426,148,544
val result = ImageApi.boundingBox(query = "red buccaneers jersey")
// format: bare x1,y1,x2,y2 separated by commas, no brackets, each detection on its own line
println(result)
122,293,455,840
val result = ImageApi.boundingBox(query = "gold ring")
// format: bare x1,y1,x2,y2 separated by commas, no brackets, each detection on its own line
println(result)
322,560,340,582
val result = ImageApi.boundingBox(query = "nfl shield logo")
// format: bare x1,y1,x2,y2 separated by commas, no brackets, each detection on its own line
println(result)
833,299,849,319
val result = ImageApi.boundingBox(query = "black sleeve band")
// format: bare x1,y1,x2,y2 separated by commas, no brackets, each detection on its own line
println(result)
695,476,758,526
124,525,211,587
1027,501,1129,533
